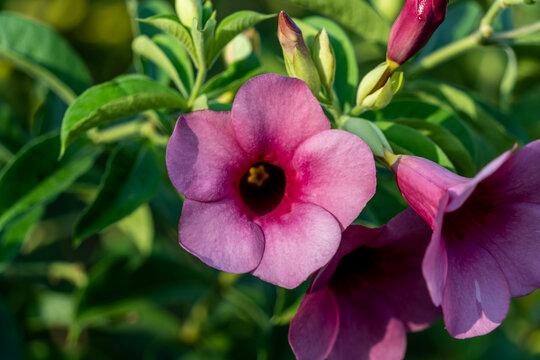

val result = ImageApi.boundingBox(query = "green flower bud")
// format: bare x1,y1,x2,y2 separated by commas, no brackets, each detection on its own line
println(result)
278,11,321,95
176,0,202,29
355,63,402,111
312,28,336,90
354,63,403,113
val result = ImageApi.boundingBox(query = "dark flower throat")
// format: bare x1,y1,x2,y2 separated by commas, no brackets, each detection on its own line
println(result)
238,162,286,216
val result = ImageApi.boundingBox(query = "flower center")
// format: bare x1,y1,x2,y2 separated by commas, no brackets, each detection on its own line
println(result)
329,247,381,289
238,162,286,216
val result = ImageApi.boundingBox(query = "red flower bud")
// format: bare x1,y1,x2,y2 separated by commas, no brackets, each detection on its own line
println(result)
386,0,449,66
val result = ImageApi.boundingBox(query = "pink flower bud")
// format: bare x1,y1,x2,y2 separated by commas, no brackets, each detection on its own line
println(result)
386,0,449,66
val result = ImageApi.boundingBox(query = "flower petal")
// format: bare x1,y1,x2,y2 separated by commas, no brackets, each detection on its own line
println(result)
292,129,376,228
231,74,330,161
330,288,406,360
472,203,540,297
289,287,340,360
442,239,510,339
179,198,265,273
422,195,449,307
447,144,516,212
252,203,341,289
371,210,441,331
310,225,381,292
480,140,540,204
393,155,467,227
166,110,249,202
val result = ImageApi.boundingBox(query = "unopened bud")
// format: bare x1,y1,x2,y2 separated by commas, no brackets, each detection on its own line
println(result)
356,63,403,111
176,0,202,29
312,28,336,90
387,0,449,65
278,11,321,95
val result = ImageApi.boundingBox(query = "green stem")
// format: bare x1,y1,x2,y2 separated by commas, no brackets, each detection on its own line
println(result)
125,0,144,74
407,33,480,77
350,104,365,117
489,21,540,43
187,67,206,109
87,121,144,144
480,0,504,35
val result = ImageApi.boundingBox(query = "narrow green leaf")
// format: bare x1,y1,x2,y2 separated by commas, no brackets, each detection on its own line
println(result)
132,35,188,96
302,17,359,111
375,121,455,170
283,0,389,43
393,119,475,176
0,205,44,261
60,74,186,155
153,33,194,93
0,13,92,104
0,133,100,231
364,99,477,161
407,80,515,166
139,15,197,65
73,142,160,245
191,16,217,68
210,11,275,66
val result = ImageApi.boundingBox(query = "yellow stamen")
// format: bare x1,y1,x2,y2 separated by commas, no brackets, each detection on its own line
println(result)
246,164,270,187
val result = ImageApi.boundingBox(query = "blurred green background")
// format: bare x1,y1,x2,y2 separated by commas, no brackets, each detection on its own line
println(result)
0,0,540,359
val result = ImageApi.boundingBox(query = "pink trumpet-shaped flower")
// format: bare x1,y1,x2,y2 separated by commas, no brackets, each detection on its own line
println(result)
387,0,449,66
289,210,441,360
166,74,376,289
391,140,540,338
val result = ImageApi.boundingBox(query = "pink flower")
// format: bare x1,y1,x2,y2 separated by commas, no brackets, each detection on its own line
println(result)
289,210,440,360
166,74,376,289
387,0,449,66
391,140,540,338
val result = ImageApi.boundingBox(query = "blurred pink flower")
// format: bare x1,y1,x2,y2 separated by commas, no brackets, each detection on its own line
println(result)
391,140,540,338
289,210,440,360
166,74,376,289
387,0,449,66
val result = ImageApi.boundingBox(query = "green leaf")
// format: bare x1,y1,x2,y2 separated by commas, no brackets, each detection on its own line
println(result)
153,33,194,93
283,0,390,43
73,142,160,245
115,204,154,257
60,74,186,155
406,80,515,166
365,99,477,161
75,254,214,322
132,35,189,96
0,205,44,261
191,16,217,68
0,133,100,231
0,13,92,104
209,11,275,66
139,15,197,65
202,53,261,99
375,121,455,170
302,17,359,111
393,119,475,176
